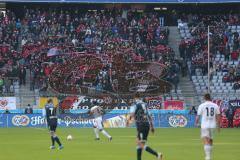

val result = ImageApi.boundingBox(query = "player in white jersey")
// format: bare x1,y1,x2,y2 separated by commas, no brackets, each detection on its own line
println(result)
89,101,112,141
195,93,221,160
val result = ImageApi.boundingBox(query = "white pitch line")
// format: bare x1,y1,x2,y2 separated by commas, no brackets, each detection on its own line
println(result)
31,127,48,131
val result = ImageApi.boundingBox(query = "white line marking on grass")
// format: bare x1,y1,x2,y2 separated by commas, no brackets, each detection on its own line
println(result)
215,143,240,145
31,128,47,131
189,139,200,141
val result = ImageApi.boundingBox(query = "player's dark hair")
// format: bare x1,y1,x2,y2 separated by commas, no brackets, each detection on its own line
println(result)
204,93,211,101
134,92,141,99
143,97,147,103
92,100,98,105
48,99,53,103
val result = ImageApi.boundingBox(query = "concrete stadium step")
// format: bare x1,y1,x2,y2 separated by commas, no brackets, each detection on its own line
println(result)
168,26,197,106
168,26,182,58
17,96,38,109
16,69,39,108
184,96,201,109
19,88,33,92
178,76,197,106
13,66,48,109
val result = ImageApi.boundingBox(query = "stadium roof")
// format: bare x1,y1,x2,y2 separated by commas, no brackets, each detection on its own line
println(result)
1,0,240,3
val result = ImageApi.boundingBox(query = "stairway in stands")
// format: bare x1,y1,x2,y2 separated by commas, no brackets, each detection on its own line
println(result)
168,26,199,108
15,69,38,109
168,26,181,59
15,28,39,109
178,77,200,107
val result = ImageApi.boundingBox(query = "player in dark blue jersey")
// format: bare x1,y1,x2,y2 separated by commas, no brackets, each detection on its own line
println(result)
127,93,163,160
43,99,63,150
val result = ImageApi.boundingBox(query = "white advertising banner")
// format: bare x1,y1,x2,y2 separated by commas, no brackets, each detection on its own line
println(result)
0,97,16,110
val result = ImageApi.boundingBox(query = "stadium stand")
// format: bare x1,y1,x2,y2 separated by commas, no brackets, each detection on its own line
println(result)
178,14,240,103
0,10,21,96
0,7,184,108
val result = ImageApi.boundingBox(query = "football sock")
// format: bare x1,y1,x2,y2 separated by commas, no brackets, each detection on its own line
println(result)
144,146,158,157
54,136,62,146
94,128,100,139
51,136,55,146
204,144,212,159
137,146,142,160
101,130,111,138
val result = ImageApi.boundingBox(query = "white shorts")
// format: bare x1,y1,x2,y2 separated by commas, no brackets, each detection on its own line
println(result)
93,117,103,130
201,128,215,139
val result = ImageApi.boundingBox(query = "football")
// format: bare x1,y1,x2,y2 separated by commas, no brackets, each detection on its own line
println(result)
67,135,73,141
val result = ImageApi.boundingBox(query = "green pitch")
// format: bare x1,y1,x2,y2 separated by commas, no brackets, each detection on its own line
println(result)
0,128,239,160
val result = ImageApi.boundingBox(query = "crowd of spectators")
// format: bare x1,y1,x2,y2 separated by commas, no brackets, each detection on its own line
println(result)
179,14,240,90
17,8,178,95
0,7,180,96
0,10,22,95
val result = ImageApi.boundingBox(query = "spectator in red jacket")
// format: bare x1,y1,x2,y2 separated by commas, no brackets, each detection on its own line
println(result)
231,50,239,60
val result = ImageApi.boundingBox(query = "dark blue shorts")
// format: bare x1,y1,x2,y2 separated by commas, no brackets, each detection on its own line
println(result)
137,126,150,142
48,119,57,132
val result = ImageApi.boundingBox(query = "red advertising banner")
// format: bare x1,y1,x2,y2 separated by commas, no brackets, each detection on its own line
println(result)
163,100,184,110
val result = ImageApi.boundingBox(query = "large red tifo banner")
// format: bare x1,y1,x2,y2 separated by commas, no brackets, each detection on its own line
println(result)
163,100,184,110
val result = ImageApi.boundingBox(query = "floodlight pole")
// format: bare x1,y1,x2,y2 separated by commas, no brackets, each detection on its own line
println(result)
207,26,210,94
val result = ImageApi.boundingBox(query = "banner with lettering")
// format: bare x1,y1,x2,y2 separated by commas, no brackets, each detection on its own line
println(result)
0,97,16,110
61,96,162,110
145,96,162,109
163,100,184,110
229,100,240,108
0,112,195,128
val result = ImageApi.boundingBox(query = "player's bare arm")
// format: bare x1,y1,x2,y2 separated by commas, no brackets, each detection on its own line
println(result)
216,113,221,132
148,114,154,133
195,115,200,127
127,113,135,127
87,110,92,116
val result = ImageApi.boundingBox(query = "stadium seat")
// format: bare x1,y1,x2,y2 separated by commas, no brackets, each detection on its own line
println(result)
203,76,208,80
172,96,178,100
223,90,228,93
200,82,206,86
166,97,171,100
192,79,198,83
192,76,197,80
236,90,240,94
226,83,231,87
198,79,204,83
197,75,203,79
234,61,239,65
194,82,200,87
177,90,182,94
210,86,215,92
178,96,184,100
216,86,221,90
